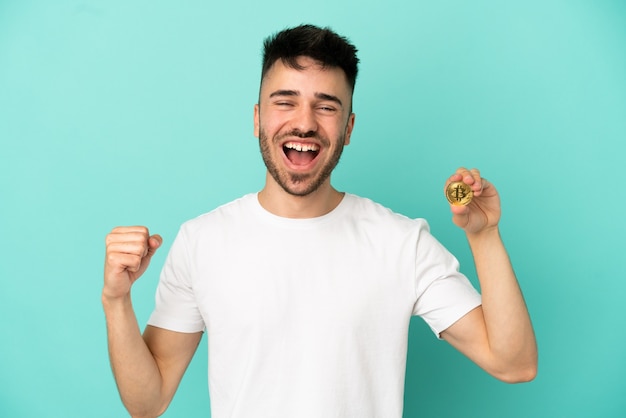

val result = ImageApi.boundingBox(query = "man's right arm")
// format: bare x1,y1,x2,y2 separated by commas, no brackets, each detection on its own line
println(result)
103,226,202,418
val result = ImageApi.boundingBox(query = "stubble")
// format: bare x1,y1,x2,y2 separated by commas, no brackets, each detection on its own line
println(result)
258,127,346,197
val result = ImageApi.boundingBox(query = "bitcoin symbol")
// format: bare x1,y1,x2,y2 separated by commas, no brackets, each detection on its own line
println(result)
445,181,473,206
453,185,466,201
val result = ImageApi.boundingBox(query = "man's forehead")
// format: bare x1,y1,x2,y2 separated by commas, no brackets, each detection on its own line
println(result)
260,57,351,96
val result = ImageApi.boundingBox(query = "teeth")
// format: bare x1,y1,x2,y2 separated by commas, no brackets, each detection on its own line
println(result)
284,142,319,152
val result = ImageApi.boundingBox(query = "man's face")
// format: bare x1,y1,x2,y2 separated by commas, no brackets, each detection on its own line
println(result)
254,56,355,197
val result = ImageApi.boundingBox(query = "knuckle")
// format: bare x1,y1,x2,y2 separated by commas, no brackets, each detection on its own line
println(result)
129,259,142,272
105,252,119,265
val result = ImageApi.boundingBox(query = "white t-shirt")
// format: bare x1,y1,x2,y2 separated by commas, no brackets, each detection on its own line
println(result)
148,193,481,418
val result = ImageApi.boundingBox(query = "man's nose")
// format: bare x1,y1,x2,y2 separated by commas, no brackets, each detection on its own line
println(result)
291,106,318,134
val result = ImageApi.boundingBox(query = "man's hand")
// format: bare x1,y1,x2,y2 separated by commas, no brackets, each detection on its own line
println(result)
445,167,501,235
441,168,537,383
104,226,162,301
102,227,200,416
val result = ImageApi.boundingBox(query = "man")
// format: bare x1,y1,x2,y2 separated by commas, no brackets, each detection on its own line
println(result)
103,24,537,418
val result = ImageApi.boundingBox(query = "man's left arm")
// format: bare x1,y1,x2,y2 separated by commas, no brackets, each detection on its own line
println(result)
440,168,538,383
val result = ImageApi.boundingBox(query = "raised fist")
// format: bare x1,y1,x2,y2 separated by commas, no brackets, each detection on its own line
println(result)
103,226,162,300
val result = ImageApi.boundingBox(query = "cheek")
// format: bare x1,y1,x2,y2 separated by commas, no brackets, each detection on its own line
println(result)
259,115,288,138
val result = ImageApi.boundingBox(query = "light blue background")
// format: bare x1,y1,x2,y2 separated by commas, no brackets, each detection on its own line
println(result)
1,1,625,417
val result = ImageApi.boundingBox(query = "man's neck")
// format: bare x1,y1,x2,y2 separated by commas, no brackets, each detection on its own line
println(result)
257,175,344,219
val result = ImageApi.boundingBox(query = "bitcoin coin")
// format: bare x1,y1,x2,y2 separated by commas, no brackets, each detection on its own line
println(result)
445,181,473,206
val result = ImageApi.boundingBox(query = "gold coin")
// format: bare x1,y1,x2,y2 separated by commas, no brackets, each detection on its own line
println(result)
445,181,473,206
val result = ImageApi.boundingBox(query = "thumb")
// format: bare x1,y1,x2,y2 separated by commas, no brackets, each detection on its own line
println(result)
146,234,163,258
136,234,162,275
449,203,472,229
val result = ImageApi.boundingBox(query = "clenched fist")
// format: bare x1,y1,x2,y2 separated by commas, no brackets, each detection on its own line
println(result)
103,226,162,301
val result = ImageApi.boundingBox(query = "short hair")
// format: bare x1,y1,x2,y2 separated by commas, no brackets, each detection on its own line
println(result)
261,24,360,92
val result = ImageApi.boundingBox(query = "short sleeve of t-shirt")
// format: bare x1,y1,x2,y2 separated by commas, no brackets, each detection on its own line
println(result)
147,227,205,333
411,221,482,337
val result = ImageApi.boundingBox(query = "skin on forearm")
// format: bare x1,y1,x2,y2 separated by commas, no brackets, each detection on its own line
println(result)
466,226,538,380
102,295,166,418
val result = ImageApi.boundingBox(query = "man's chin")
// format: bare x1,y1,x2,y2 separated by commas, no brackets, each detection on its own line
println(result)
280,175,326,197
281,183,319,197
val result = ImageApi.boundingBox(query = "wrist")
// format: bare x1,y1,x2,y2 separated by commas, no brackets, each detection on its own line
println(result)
101,292,133,313
466,225,501,245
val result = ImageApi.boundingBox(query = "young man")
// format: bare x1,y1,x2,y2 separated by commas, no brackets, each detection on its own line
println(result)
103,24,537,418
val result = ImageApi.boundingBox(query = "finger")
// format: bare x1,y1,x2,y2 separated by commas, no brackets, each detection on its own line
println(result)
106,229,148,241
455,168,484,196
469,168,481,182
110,226,150,235
474,177,494,198
106,240,149,258
457,167,478,185
105,252,143,273
106,230,151,247
443,168,465,193
450,167,472,180
444,167,474,195
449,167,475,184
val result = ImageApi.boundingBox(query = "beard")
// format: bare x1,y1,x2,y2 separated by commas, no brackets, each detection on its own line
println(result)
258,127,346,197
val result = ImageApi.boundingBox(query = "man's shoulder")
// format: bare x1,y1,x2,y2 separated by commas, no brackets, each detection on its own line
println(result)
344,193,430,231
180,193,257,232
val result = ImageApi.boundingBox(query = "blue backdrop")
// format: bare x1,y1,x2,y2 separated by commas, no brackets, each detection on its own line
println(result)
1,1,625,417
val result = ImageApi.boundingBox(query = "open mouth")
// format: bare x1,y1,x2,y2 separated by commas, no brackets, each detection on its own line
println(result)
283,141,320,166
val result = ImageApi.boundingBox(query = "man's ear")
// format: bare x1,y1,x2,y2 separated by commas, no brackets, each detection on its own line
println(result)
253,104,260,138
344,113,356,145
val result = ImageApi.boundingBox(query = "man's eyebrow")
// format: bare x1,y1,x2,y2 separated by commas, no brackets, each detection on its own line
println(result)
315,93,343,107
269,89,299,98
268,90,343,108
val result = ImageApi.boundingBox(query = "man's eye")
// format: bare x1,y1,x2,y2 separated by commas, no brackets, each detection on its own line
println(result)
318,106,336,112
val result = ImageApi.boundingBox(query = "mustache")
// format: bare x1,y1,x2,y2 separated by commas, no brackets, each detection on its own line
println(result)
274,129,330,147
280,129,318,139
